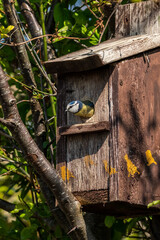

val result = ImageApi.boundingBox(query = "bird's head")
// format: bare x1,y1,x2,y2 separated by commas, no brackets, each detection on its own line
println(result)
66,100,82,114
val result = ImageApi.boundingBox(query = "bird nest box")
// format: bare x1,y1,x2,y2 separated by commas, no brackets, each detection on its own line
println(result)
44,1,160,216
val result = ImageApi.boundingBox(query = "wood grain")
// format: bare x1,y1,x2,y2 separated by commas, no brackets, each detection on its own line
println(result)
55,67,111,193
115,1,160,37
49,2,160,211
44,1,160,74
44,33,160,74
59,121,110,136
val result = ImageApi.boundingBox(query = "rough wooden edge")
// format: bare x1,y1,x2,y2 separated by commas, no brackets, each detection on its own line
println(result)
59,121,110,136
73,189,109,205
44,34,160,74
83,201,160,217
74,191,160,217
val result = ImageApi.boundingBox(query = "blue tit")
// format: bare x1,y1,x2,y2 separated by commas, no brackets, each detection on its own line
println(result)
66,100,94,118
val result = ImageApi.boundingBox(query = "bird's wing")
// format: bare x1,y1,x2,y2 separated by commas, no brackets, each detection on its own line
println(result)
82,100,94,108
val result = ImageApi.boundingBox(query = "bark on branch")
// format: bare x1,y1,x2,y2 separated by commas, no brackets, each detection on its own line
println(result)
0,65,87,240
2,1,68,236
17,0,56,60
3,0,46,150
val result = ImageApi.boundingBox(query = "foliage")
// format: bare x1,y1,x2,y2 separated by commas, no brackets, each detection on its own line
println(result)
0,0,153,239
104,216,151,239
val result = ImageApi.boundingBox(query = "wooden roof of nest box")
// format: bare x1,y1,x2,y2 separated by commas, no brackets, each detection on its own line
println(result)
44,1,160,217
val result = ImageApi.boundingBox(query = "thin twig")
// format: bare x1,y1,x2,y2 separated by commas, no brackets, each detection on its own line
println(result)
138,221,150,239
84,0,99,19
0,22,101,47
12,11,57,93
0,156,30,178
16,99,30,104
40,74,55,165
98,2,121,43
0,168,16,176
47,116,55,123
0,129,14,139
0,156,27,166
0,118,12,127
8,74,56,96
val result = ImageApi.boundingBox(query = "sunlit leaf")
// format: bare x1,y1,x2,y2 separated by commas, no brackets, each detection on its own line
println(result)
20,224,38,240
104,216,116,228
148,200,160,208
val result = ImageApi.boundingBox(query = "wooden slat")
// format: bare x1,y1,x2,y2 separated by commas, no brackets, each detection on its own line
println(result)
115,1,160,37
44,33,160,74
59,121,110,136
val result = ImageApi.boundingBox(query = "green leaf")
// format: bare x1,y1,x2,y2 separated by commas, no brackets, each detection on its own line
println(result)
54,3,73,29
58,25,69,36
125,218,138,236
0,147,7,156
0,25,14,38
20,224,38,240
72,11,87,25
148,200,160,208
112,230,123,240
53,3,64,28
81,25,87,35
19,213,26,218
6,25,14,33
54,225,62,238
11,208,20,214
11,203,25,214
64,20,72,28
114,219,127,234
104,216,116,228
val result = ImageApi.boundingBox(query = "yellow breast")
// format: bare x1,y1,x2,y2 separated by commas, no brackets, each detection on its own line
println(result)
75,104,94,118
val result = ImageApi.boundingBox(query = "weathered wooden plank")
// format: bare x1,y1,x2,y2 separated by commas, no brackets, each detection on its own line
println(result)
108,66,119,202
74,190,109,205
115,1,160,37
59,121,110,136
56,75,67,176
53,1,160,211
117,48,160,205
67,132,110,192
82,201,160,217
56,67,111,193
64,67,110,126
44,33,160,74
115,3,130,37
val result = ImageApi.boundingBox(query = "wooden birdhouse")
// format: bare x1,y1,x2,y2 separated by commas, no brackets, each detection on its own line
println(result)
44,1,160,216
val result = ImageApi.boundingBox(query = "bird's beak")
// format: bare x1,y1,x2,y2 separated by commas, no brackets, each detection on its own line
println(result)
65,109,68,112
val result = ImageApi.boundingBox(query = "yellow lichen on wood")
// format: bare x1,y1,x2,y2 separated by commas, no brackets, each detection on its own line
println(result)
83,155,94,167
124,154,140,177
109,167,117,175
60,166,75,182
145,150,157,166
103,160,117,175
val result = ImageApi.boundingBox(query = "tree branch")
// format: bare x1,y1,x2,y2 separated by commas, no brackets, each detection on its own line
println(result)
0,198,15,212
3,0,46,151
0,65,87,240
3,2,59,234
17,0,56,60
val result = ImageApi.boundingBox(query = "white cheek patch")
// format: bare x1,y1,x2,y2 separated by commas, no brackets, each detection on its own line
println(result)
69,104,79,113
